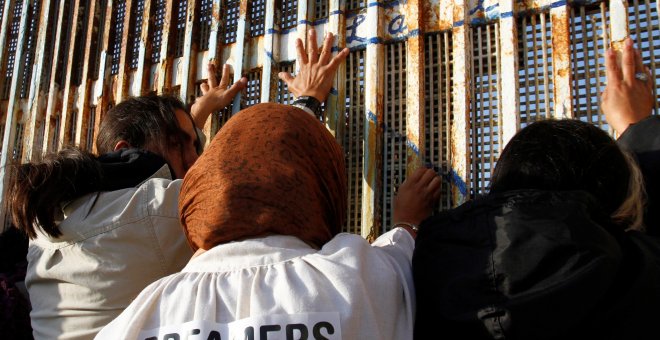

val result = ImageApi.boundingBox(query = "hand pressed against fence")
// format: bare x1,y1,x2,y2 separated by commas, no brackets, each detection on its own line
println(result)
278,28,349,102
191,63,247,128
603,37,655,135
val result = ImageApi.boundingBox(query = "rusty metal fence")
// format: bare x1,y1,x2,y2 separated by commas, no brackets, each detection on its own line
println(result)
0,0,658,236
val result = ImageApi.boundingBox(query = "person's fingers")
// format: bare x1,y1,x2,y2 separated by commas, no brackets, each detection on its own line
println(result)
278,72,295,86
633,49,655,92
405,167,427,186
418,168,438,187
225,77,248,98
319,32,335,65
601,89,608,101
635,48,645,72
218,64,232,90
308,29,319,64
646,66,655,93
296,38,308,65
622,38,636,84
605,48,622,87
325,48,350,72
200,82,210,95
208,64,219,88
428,176,442,201
432,187,442,202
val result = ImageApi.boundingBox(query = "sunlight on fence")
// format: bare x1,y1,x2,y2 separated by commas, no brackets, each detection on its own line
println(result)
0,0,658,235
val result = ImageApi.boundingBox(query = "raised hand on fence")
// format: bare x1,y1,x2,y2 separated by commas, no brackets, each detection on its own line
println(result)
392,167,442,238
190,63,247,128
602,37,655,135
278,28,350,102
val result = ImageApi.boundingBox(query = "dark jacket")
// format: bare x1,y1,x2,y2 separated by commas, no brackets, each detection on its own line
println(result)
618,116,660,237
413,190,660,339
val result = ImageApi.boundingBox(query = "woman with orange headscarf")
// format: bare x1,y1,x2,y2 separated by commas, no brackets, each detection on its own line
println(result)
96,102,441,340
96,29,441,340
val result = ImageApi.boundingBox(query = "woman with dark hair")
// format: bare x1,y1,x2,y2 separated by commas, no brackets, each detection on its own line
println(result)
7,65,247,340
413,39,660,339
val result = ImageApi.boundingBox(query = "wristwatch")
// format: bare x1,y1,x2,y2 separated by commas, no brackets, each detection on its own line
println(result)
292,96,323,118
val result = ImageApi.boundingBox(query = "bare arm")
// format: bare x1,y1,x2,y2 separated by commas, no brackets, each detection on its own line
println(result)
190,63,248,129
602,37,655,135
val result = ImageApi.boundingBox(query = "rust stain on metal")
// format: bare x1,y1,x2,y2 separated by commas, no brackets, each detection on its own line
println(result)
453,2,464,23
610,0,629,65
95,0,116,134
155,0,175,94
208,0,222,63
136,0,152,95
550,7,573,119
42,0,68,155
404,0,425,174
211,1,221,24
550,12,570,64
405,38,424,172
423,0,441,32
363,39,384,239
558,68,568,78
438,1,454,29
472,11,485,21
239,0,248,16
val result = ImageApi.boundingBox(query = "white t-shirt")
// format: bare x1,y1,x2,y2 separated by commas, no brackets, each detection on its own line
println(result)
96,229,415,340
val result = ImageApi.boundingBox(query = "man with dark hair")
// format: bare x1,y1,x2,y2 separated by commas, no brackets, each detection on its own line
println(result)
12,63,247,340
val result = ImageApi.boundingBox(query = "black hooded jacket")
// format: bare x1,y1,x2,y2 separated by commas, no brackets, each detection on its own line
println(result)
413,117,660,340
413,190,660,339
618,116,660,237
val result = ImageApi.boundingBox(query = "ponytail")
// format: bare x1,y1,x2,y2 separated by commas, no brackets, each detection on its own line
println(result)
6,148,103,239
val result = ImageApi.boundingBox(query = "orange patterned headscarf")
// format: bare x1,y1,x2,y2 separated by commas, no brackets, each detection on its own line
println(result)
179,103,347,251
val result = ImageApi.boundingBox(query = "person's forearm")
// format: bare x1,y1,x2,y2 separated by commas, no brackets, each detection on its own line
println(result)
617,115,660,153
190,99,213,129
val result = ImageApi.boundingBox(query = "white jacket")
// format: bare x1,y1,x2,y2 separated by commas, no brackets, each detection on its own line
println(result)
96,229,415,340
26,165,193,340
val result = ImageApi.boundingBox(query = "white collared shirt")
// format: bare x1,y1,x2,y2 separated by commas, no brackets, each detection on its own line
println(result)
97,229,415,340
